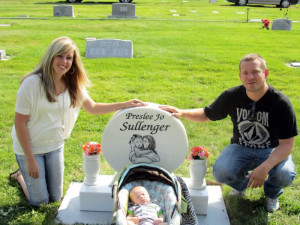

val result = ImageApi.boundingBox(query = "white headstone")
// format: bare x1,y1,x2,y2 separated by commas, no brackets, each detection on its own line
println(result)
249,19,261,22
108,3,138,18
53,5,74,17
85,39,133,59
290,62,300,67
85,37,97,41
101,103,188,173
0,50,6,60
272,18,292,31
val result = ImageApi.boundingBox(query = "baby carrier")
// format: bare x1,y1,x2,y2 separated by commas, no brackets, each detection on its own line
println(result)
112,163,198,225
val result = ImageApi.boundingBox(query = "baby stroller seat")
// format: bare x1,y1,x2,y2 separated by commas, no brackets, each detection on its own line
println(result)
112,163,198,225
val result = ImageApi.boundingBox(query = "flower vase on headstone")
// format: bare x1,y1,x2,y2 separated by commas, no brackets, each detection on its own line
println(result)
189,159,207,190
83,153,100,186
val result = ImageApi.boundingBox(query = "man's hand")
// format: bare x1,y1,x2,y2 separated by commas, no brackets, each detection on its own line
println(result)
246,163,270,188
159,105,182,118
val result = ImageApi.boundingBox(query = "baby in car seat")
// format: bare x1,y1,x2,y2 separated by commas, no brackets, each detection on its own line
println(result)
126,186,167,225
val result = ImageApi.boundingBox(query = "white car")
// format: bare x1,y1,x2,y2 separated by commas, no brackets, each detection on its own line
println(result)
227,0,298,8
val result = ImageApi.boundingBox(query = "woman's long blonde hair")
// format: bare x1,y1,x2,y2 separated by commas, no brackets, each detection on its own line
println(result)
23,36,90,107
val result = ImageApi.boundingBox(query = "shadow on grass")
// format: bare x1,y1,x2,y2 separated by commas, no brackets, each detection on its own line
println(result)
1,180,62,225
224,195,269,225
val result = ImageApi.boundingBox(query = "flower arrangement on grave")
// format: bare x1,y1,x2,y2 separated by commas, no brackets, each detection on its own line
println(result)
188,146,209,160
82,141,102,156
188,146,209,189
82,141,102,186
261,19,270,30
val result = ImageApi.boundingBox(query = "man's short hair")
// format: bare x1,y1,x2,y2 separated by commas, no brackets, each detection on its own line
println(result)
239,53,267,71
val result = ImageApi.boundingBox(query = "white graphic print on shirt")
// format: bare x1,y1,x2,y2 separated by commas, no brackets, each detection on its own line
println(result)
236,108,271,148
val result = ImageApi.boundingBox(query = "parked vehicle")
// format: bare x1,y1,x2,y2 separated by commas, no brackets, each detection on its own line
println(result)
227,0,298,8
66,0,133,2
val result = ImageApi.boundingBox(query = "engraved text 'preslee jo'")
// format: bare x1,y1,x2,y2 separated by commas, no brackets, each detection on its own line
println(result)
120,112,171,135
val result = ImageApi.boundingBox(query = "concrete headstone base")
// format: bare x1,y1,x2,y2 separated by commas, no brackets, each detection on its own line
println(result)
57,175,230,225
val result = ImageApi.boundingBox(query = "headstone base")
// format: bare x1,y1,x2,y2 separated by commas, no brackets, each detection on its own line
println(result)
183,178,208,215
79,175,208,215
57,181,230,225
79,175,113,211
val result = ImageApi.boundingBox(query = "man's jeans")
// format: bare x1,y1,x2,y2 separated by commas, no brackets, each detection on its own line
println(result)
15,147,64,207
213,144,296,199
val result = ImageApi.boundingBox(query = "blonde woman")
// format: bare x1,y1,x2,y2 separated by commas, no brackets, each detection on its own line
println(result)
10,36,145,207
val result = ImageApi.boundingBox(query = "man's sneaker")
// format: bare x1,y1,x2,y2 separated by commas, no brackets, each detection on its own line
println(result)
229,189,245,197
266,197,279,212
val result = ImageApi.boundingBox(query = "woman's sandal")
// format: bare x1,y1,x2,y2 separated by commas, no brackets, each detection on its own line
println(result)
9,169,22,182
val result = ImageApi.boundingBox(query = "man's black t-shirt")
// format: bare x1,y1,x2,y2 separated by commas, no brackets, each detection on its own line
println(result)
204,85,298,149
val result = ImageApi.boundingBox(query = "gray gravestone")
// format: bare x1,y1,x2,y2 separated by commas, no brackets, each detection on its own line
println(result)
272,19,292,31
0,50,6,60
53,5,74,17
85,39,133,58
108,3,138,18
209,0,217,3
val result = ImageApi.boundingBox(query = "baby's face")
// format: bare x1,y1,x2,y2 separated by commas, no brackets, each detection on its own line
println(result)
134,137,143,148
130,187,150,205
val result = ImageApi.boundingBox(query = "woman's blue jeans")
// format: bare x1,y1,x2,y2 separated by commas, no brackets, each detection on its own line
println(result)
213,144,296,199
15,147,64,207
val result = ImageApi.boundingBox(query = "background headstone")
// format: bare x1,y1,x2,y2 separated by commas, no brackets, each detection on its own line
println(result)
85,37,96,41
53,5,74,17
85,39,133,58
290,62,300,67
272,18,292,31
18,15,29,18
101,103,188,173
209,0,217,3
0,50,6,60
108,3,138,18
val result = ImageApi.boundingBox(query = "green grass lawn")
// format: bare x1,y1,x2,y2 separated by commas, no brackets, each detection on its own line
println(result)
0,0,299,224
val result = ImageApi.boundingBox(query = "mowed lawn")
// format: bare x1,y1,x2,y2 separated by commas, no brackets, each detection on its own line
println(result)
0,0,299,224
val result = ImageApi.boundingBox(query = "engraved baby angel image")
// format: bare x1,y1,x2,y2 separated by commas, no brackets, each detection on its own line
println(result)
129,134,160,164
